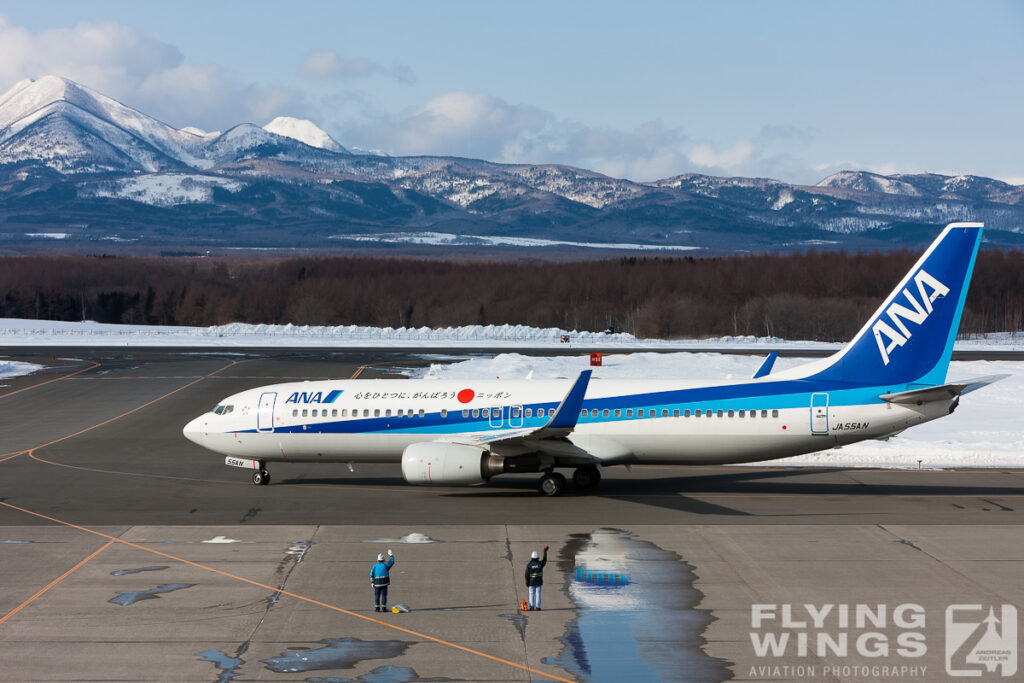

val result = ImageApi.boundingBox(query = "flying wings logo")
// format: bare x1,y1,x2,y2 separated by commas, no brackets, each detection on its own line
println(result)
872,269,950,366
284,390,343,404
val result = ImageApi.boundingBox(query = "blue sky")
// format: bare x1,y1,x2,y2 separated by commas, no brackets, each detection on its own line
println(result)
0,1,1021,183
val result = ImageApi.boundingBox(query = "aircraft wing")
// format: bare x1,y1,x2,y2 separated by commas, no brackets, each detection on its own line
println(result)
879,374,1009,404
442,370,593,448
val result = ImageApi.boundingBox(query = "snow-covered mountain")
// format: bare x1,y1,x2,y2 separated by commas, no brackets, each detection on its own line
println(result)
0,75,1022,253
263,116,347,153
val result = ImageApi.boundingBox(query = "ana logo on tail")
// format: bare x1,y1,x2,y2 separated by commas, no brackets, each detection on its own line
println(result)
872,269,950,366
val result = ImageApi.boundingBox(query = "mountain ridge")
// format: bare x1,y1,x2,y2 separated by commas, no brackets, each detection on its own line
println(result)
0,75,1021,253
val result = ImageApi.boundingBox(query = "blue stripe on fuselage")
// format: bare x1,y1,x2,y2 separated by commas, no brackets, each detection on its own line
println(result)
233,378,893,436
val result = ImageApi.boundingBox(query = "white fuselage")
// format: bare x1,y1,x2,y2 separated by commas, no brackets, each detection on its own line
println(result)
182,377,950,467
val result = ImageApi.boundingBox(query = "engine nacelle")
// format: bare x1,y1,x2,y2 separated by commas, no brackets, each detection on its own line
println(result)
401,442,494,486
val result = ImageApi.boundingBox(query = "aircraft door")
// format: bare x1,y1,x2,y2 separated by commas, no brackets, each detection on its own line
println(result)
509,405,524,428
488,406,503,428
810,393,829,435
257,392,277,433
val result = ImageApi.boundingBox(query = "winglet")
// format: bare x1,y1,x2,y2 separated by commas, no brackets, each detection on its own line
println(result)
752,352,778,379
544,369,592,430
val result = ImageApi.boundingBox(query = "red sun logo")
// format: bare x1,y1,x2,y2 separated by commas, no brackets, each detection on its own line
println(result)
457,388,475,403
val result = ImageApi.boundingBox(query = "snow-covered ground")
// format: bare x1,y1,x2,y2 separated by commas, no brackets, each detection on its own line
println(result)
411,352,1022,470
0,359,44,380
1,318,1020,469
332,231,701,251
2,318,1022,351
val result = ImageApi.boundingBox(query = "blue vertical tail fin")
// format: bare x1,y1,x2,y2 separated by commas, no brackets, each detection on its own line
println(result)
806,223,983,387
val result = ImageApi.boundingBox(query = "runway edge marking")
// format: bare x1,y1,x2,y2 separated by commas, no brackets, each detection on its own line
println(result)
0,360,101,400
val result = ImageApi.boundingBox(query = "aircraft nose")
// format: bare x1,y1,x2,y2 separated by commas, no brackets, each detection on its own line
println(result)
182,416,207,446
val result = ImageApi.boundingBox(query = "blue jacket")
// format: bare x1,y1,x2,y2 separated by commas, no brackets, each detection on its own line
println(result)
370,556,394,586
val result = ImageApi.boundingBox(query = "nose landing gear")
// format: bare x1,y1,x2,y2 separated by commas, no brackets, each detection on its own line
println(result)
252,464,270,486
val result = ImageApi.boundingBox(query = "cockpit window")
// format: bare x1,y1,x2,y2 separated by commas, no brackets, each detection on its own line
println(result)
212,404,234,415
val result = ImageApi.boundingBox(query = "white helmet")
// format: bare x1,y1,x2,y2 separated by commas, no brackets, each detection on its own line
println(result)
531,551,539,559
377,553,385,561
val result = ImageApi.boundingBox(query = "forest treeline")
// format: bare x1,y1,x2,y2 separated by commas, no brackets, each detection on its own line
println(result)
1,250,1022,340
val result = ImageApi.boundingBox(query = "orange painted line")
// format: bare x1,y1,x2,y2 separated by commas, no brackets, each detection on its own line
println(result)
66,376,204,380
0,361,101,399
0,359,238,464
0,450,29,463
0,501,574,683
350,364,369,379
67,375,333,381
0,538,114,627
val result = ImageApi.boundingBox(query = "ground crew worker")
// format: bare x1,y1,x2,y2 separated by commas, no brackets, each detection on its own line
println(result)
525,546,548,610
370,549,394,612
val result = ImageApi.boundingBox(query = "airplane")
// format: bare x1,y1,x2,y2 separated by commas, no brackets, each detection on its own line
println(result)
183,222,1006,496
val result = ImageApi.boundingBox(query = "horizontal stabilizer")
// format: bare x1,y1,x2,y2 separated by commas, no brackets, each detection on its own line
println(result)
879,374,1008,404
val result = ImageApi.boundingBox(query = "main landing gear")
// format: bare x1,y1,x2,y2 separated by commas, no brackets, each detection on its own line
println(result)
537,466,601,496
537,471,566,496
252,463,270,486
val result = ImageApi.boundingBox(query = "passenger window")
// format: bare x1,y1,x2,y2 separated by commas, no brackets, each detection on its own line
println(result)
662,409,669,417
374,409,380,417
772,409,779,418
683,409,690,417
738,410,745,417
302,409,308,417
761,410,768,418
626,409,633,418
472,409,480,418
750,410,756,418
614,409,621,417
602,409,610,418
728,410,734,417
581,409,589,418
312,409,318,417
441,409,448,418
397,409,404,417
462,409,469,417
342,409,348,417
525,408,532,417
513,407,521,417
717,410,724,417
332,409,337,417
386,409,392,417
638,409,645,418
418,409,425,417
363,409,369,417
292,409,298,417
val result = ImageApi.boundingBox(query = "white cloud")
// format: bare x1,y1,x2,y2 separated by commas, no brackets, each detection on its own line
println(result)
687,141,754,170
0,16,313,131
299,49,414,84
343,91,688,181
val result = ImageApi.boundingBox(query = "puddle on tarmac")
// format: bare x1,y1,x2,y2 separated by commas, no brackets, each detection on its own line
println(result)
307,665,452,682
111,565,169,576
1,540,32,543
108,583,194,606
262,638,414,673
197,649,244,683
498,612,527,641
543,528,731,682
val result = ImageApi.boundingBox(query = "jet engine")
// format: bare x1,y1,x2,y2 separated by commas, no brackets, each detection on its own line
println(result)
401,441,501,485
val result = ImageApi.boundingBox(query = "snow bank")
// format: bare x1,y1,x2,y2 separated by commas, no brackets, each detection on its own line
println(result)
0,318,840,349
0,359,44,380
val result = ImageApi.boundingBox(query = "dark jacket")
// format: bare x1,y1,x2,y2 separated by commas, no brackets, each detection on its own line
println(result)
525,550,547,587
370,556,394,587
